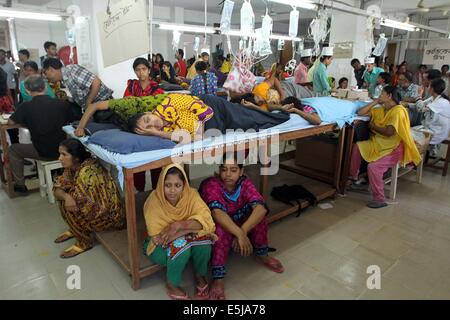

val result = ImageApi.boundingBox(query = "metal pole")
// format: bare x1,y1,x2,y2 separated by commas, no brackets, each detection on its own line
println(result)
148,0,153,56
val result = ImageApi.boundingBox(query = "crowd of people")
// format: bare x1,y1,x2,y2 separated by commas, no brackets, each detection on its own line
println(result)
1,39,450,299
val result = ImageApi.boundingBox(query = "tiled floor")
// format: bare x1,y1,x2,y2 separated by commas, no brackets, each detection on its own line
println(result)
1,166,449,300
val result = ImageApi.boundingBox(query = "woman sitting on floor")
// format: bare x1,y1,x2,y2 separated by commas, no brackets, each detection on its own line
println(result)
198,154,284,300
53,139,125,258
123,57,164,97
349,86,422,209
143,164,216,300
74,94,290,141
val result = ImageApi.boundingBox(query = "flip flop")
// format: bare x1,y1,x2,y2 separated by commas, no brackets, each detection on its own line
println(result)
167,290,190,300
209,286,226,300
54,231,74,244
259,256,285,273
195,283,210,300
60,244,91,259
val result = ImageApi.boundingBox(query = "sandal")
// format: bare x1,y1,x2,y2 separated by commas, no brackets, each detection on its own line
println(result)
259,256,284,273
195,283,210,300
209,286,226,300
60,244,92,259
54,231,74,244
167,290,190,300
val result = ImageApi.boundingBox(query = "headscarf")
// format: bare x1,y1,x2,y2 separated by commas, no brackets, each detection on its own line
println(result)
143,163,216,256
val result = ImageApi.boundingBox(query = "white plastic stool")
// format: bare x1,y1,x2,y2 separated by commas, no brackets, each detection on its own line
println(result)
386,160,424,201
37,160,63,204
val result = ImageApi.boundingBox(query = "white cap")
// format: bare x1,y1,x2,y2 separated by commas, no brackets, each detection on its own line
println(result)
365,57,375,64
300,49,312,58
321,46,334,56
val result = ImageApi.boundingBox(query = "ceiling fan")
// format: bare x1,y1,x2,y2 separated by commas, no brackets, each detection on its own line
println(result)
405,0,450,14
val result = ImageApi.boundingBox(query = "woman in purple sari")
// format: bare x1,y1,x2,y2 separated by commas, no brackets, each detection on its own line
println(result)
199,154,284,300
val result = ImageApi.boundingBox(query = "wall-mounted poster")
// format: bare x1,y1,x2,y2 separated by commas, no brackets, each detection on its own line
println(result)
333,42,353,59
97,0,149,67
423,40,450,67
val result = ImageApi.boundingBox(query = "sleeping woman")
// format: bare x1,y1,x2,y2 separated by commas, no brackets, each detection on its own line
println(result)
74,94,290,141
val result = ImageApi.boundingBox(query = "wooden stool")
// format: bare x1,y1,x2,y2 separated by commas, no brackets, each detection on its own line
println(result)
37,160,63,204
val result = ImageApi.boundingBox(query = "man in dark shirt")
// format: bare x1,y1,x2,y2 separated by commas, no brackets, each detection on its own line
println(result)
351,58,366,89
8,75,76,195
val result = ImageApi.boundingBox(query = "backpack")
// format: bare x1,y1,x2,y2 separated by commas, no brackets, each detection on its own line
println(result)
270,184,317,217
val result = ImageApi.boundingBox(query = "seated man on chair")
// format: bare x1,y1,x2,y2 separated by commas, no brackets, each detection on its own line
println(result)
8,75,77,196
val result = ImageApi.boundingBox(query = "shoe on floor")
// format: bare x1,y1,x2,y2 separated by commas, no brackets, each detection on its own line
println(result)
14,185,29,196
367,201,387,209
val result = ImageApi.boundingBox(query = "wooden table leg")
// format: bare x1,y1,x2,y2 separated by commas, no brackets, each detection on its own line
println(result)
334,128,346,193
259,139,270,200
339,125,355,194
0,126,15,198
124,168,140,290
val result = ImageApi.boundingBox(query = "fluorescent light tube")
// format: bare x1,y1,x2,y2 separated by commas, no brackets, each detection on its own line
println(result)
157,23,216,34
381,19,416,32
222,29,302,42
268,0,317,10
0,9,62,21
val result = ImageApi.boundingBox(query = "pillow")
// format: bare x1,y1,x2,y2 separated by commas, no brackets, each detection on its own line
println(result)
72,121,121,136
159,83,184,91
88,129,176,154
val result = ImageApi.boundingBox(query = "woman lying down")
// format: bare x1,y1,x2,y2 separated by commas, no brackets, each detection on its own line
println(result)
74,94,290,141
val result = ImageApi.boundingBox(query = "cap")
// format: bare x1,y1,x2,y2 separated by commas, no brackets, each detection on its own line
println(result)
300,49,312,58
321,46,334,56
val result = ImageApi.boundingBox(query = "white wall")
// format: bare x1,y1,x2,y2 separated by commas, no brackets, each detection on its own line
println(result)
328,0,367,87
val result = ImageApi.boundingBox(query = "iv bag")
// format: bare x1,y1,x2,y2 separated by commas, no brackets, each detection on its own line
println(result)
220,0,234,34
240,0,255,37
172,30,181,51
261,13,273,39
296,41,304,55
278,39,285,51
193,36,200,52
289,9,300,38
372,33,388,57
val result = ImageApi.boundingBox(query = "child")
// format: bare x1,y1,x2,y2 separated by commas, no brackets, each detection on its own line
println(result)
338,77,349,89
199,153,284,300
373,72,392,99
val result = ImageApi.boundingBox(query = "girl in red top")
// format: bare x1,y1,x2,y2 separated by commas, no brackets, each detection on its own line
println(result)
124,57,164,191
124,58,164,97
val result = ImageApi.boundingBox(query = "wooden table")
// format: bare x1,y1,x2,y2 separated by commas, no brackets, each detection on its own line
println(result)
91,123,354,290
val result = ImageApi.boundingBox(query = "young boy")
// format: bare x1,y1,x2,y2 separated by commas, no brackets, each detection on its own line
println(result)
372,72,392,99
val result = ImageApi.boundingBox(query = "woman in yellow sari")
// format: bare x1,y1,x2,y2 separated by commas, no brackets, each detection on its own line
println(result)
349,85,421,208
143,164,216,300
53,139,125,258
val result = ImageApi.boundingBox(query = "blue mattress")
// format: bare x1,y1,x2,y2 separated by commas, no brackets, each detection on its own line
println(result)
63,114,321,188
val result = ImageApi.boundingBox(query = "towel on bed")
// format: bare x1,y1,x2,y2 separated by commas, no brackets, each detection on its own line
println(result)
301,97,368,128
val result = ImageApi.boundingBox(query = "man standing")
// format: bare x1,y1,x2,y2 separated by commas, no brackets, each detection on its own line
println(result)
40,41,63,68
351,58,366,89
363,57,384,97
294,49,313,88
17,49,30,83
174,49,187,78
7,75,76,196
43,58,113,111
0,49,17,104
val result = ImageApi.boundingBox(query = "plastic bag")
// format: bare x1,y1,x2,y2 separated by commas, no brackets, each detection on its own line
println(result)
172,30,181,51
193,36,200,53
240,0,255,38
223,51,256,94
259,12,273,56
372,33,388,57
220,0,235,34
289,9,300,38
